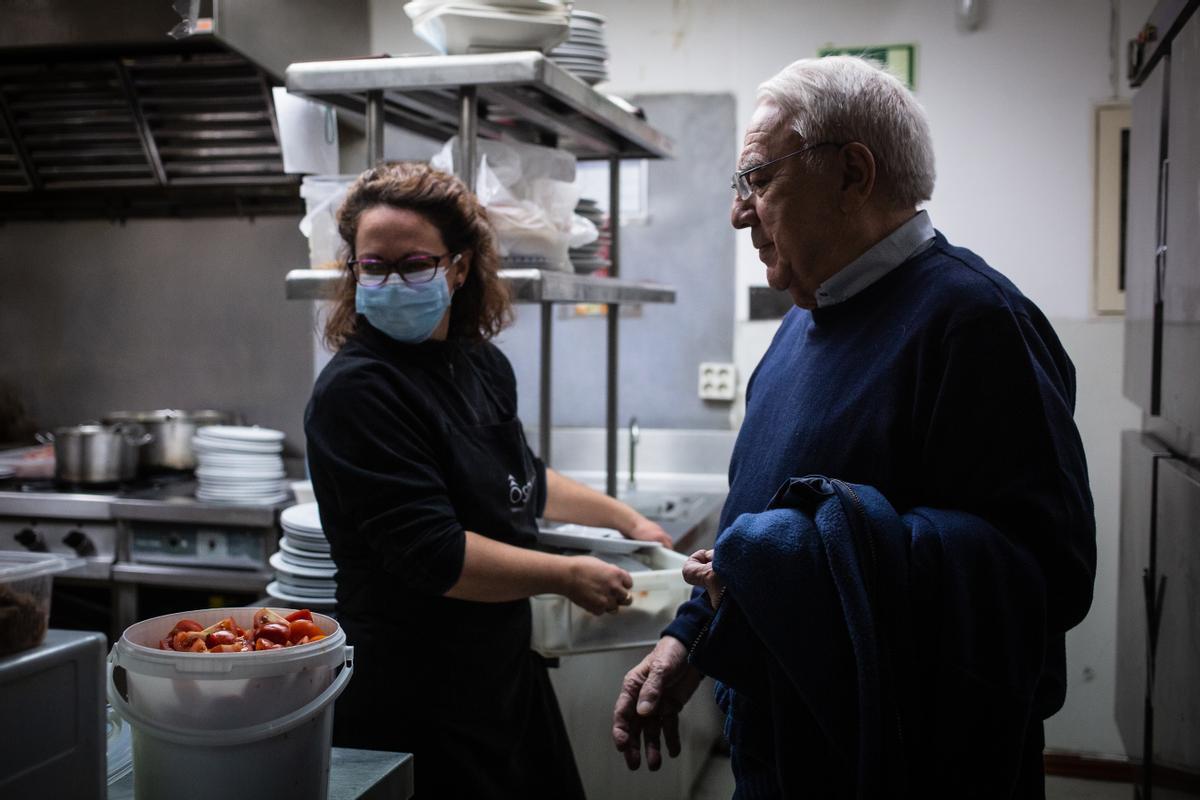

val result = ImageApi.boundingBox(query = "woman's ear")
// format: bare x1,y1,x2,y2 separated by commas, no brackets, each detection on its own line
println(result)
455,250,473,288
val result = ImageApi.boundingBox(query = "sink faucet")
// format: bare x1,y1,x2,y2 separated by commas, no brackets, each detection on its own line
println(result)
628,416,640,490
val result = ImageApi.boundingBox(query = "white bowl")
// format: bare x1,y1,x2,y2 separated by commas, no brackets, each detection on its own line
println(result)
411,6,569,54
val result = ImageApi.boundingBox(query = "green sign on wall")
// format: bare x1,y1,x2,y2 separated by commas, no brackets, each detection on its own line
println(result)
817,44,916,89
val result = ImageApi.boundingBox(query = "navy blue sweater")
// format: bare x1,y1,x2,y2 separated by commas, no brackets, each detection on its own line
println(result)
664,232,1095,781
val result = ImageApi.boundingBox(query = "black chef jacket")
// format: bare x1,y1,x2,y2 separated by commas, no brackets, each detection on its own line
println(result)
305,320,585,800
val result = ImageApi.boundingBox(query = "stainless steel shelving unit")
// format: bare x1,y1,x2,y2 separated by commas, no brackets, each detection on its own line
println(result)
285,268,676,304
284,52,676,495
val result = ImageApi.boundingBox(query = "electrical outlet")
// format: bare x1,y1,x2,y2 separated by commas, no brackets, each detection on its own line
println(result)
698,362,737,401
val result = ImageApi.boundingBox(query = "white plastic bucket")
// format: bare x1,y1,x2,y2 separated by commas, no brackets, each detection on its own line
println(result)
107,608,352,800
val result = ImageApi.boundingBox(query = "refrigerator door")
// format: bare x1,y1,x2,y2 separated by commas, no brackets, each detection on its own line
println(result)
1162,11,1200,434
1153,457,1200,773
1115,431,1170,759
1123,59,1167,414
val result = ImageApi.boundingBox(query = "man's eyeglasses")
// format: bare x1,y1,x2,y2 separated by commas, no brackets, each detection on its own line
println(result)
730,141,842,201
350,253,462,287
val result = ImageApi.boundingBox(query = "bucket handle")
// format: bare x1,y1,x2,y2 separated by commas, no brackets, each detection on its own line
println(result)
107,646,353,747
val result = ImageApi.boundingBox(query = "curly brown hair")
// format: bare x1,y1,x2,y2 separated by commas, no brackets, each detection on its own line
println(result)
320,161,513,351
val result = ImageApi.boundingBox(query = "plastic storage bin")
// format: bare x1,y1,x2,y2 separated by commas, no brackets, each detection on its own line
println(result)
0,552,81,656
531,548,690,657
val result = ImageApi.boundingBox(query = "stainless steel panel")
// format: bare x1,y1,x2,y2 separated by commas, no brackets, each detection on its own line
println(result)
1115,431,1170,759
1125,64,1167,413
284,53,675,160
110,562,272,592
1153,457,1200,771
110,497,282,528
1162,11,1200,437
212,0,371,82
0,490,114,520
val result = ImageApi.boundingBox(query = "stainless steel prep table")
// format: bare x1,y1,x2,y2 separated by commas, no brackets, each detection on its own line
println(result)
107,748,414,800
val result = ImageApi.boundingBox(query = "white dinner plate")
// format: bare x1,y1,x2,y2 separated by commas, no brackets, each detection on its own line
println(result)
280,549,336,571
196,425,286,443
192,437,283,455
196,491,291,506
282,526,330,543
270,550,337,578
266,582,337,608
280,502,324,533
284,540,331,558
196,468,287,481
279,538,332,560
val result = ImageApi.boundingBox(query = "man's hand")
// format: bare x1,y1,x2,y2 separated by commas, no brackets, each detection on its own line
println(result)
683,549,725,609
612,636,702,771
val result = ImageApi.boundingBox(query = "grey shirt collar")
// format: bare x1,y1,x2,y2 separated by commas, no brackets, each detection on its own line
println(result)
814,210,935,307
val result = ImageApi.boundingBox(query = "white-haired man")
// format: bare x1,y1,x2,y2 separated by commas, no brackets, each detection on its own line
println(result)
612,56,1095,798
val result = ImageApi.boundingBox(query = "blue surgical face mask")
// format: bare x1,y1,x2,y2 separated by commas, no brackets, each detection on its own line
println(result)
356,271,452,343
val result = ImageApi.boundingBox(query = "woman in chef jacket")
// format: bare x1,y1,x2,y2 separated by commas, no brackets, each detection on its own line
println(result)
304,161,671,799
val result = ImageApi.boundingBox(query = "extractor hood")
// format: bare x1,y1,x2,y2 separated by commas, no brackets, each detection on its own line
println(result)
0,0,369,220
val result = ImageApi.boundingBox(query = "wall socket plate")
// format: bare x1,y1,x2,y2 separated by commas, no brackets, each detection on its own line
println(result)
698,362,737,401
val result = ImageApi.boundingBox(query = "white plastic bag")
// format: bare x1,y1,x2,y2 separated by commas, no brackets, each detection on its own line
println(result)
432,138,596,271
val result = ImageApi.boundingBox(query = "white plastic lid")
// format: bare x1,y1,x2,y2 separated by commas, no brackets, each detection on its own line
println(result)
0,551,83,582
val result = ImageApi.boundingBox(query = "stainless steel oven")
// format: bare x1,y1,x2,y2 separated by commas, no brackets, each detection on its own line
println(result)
0,473,283,639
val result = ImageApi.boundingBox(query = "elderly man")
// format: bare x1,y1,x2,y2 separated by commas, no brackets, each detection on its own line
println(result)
611,56,1095,798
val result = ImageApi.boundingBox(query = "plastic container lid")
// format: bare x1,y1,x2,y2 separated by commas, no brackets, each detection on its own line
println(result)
0,551,83,582
106,704,134,785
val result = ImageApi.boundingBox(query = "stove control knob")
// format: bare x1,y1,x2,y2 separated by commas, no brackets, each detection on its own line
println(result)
63,529,97,557
15,528,48,552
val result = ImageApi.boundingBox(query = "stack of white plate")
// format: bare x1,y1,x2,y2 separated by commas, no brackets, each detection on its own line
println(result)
404,0,570,55
548,9,609,85
267,502,337,609
192,426,289,505
570,198,610,274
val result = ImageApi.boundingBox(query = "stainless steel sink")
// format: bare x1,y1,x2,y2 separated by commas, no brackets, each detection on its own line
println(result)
617,489,726,550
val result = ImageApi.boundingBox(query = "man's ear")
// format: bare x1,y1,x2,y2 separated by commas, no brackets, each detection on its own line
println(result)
838,142,877,213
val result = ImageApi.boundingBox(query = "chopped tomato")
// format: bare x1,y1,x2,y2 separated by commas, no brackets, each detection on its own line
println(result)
257,622,290,645
288,619,322,643
206,629,237,648
158,608,325,654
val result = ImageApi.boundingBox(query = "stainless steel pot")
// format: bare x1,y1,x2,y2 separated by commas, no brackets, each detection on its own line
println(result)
37,423,152,485
101,409,234,471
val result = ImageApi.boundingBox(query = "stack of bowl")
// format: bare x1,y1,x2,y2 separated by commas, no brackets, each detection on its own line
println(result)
570,198,610,274
548,9,610,85
267,502,336,610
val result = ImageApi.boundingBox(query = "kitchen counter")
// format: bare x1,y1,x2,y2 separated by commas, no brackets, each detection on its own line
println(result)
107,748,413,800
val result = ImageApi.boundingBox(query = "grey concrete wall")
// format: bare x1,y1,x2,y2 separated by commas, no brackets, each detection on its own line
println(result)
0,217,313,457
494,93,738,431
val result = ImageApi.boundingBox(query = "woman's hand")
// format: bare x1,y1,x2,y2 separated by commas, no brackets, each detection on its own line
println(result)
623,515,673,548
682,549,724,610
564,556,634,615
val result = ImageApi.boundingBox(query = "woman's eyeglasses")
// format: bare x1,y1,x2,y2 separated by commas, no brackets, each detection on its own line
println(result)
350,253,462,287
